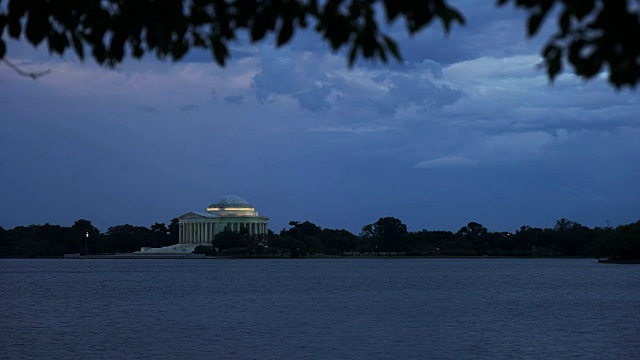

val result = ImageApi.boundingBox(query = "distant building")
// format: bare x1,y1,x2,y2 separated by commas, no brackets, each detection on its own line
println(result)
177,195,269,245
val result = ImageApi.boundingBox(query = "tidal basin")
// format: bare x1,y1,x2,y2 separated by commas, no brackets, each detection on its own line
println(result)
1,258,639,359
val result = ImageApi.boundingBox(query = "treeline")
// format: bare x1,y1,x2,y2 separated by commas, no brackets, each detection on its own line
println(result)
1,217,639,259
265,218,640,260
0,219,179,257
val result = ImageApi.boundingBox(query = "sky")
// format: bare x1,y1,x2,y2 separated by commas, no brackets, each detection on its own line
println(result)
1,1,638,235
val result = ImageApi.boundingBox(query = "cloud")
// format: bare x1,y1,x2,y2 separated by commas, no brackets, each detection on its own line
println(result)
179,104,199,112
224,94,244,106
414,156,477,169
247,46,464,119
293,85,332,113
308,125,398,134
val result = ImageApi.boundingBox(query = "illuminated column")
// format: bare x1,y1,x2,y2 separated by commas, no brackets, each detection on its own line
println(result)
184,223,187,243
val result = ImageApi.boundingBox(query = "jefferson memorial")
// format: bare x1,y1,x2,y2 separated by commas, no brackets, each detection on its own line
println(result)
136,195,268,254
177,195,269,245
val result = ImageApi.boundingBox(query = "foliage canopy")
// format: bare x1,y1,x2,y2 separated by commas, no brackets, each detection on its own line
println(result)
1,0,639,88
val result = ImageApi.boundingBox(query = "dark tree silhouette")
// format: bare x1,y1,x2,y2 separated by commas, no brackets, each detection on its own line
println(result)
1,1,639,87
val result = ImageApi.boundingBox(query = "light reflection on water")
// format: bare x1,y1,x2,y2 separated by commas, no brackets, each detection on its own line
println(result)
1,258,639,359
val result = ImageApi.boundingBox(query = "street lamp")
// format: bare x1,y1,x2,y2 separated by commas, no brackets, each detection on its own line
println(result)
288,221,301,243
85,231,89,257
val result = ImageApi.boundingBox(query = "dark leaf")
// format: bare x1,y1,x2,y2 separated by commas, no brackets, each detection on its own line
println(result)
558,11,570,35
527,13,544,36
383,35,402,61
25,8,48,45
71,32,84,60
277,21,294,46
211,36,227,66
546,52,562,80
0,39,5,58
348,44,357,67
92,43,106,63
383,0,400,21
47,31,68,55
132,43,144,58
8,20,21,38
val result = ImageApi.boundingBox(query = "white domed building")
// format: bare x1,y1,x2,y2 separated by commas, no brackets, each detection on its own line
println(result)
176,195,269,245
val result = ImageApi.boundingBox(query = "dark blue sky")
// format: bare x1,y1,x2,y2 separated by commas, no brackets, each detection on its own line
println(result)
1,1,638,234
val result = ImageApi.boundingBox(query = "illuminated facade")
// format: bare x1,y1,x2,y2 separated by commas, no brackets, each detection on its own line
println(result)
177,195,269,245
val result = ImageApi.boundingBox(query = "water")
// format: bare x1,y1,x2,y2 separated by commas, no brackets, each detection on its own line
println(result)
1,258,639,359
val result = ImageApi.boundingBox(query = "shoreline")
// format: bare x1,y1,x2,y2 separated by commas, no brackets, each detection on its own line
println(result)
0,255,618,261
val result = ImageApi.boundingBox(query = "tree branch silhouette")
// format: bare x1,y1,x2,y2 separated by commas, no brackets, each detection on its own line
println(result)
2,58,51,80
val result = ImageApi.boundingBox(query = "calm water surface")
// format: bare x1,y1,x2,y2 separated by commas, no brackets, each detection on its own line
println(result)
1,258,639,359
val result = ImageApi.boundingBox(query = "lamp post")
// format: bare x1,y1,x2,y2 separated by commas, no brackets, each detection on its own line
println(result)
85,231,89,257
288,221,300,243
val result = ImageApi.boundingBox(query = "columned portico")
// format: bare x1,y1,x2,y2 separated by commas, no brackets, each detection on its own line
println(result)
177,195,269,246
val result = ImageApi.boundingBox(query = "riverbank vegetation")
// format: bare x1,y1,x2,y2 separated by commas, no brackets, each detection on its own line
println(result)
1,217,639,260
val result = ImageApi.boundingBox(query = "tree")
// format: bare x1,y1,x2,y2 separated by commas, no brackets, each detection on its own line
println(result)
103,223,153,253
361,217,408,254
1,0,638,88
168,218,180,244
280,221,323,256
457,222,488,240
150,222,168,247
213,226,245,252
321,228,357,255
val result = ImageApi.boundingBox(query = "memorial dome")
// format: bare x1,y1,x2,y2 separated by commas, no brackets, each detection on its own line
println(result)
207,195,254,211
